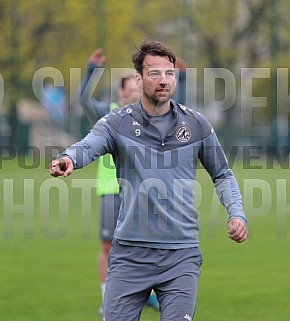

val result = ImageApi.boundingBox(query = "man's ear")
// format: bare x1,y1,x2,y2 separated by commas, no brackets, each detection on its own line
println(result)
135,73,143,89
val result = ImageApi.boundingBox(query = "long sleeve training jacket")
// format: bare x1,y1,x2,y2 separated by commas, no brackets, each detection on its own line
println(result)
62,100,247,249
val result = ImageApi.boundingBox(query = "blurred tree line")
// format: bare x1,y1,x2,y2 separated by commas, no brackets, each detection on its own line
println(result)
1,0,290,152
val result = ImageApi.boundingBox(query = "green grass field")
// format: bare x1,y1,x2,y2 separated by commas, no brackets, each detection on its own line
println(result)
1,157,290,321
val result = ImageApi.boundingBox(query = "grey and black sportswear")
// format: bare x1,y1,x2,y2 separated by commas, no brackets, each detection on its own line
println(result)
62,100,246,249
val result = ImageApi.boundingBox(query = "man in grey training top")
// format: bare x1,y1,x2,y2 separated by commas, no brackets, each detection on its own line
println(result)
49,40,247,321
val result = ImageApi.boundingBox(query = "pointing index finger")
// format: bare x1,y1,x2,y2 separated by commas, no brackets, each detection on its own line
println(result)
50,158,66,170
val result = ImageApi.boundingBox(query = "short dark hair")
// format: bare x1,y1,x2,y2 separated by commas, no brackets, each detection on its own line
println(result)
132,40,176,76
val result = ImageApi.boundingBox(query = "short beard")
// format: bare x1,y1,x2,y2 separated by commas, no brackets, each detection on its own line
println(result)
143,90,170,108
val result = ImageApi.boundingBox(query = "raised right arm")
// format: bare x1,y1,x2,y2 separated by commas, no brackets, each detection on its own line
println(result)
80,48,109,125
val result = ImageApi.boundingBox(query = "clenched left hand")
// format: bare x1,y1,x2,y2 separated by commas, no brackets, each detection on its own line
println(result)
228,218,247,243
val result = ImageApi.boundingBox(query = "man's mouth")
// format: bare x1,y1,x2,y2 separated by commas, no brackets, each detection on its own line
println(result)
156,88,169,94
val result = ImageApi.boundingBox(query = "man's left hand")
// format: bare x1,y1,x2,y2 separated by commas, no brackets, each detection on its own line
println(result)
228,218,247,243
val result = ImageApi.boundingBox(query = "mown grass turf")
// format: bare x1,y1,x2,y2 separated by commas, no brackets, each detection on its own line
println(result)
1,158,290,321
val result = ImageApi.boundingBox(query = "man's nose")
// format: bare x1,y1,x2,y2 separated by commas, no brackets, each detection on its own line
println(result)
158,72,169,83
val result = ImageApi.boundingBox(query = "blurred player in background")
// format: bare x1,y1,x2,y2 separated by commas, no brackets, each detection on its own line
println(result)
80,48,159,313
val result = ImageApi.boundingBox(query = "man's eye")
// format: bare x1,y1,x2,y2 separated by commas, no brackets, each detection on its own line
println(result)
149,72,159,77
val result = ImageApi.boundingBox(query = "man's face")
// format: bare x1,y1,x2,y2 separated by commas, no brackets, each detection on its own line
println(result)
137,54,176,106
